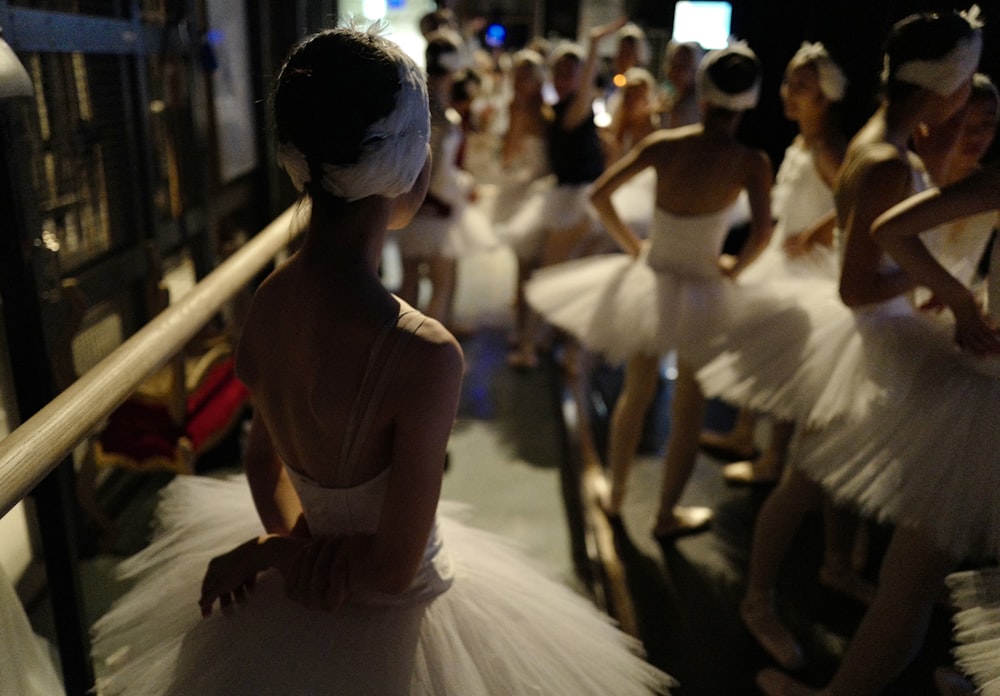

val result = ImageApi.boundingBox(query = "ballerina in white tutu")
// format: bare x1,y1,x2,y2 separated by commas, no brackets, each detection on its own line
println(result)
701,41,848,485
526,42,774,537
90,25,674,696
504,17,628,369
751,9,999,696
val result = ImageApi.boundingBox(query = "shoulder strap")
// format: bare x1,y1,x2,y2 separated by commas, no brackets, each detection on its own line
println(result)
336,310,426,486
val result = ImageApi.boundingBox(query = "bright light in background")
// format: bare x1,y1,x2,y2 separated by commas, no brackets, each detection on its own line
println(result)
672,1,732,49
363,0,386,20
340,0,429,68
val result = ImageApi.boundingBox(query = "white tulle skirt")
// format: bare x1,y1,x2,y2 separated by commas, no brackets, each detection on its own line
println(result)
698,290,944,428
393,171,498,260
0,564,64,695
495,182,598,262
91,476,674,696
524,243,819,369
947,568,1000,695
791,309,1000,560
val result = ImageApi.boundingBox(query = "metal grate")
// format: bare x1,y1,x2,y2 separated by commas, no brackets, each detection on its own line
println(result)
70,300,123,377
21,50,141,272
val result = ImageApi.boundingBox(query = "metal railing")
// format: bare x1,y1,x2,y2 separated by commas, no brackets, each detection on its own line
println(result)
0,205,303,694
0,204,303,520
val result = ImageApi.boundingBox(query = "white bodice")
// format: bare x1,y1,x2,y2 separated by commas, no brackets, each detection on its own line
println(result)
287,465,453,604
644,206,734,279
771,141,834,242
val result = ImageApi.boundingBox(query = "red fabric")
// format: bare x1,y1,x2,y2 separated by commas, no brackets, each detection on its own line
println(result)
185,373,249,451
99,357,248,464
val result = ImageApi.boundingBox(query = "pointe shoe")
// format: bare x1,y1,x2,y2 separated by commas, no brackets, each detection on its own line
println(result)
723,459,781,486
698,429,758,461
740,598,805,671
652,506,713,542
818,565,876,606
756,668,820,695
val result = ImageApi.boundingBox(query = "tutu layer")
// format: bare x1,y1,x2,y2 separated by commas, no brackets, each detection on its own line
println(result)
947,568,1000,695
697,292,942,428
0,564,64,695
92,475,674,696
792,309,1000,560
524,205,804,366
393,169,498,259
495,183,597,261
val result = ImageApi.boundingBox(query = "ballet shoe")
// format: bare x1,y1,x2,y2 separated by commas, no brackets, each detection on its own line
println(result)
818,565,876,606
755,668,820,695
722,459,780,486
933,665,975,696
740,598,805,671
698,429,758,461
652,506,713,542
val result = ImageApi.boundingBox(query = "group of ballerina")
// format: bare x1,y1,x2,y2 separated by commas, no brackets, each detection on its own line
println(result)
397,5,1000,696
8,7,1000,696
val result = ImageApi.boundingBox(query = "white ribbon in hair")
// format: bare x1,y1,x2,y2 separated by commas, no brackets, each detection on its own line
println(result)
697,41,761,112
886,5,984,97
276,38,430,202
791,42,847,102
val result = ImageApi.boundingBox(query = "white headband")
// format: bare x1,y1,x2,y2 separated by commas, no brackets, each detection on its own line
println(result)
276,38,430,202
791,42,847,102
697,41,761,111
885,6,984,97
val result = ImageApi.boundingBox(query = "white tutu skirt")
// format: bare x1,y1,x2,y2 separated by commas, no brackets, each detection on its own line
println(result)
0,564,64,695
697,290,954,428
91,476,674,696
791,309,1000,560
524,245,809,367
393,171,498,260
947,568,1000,695
495,182,598,262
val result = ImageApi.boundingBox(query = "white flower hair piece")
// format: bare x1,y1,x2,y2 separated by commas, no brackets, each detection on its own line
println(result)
884,5,984,97
697,40,761,112
791,42,848,102
276,24,430,202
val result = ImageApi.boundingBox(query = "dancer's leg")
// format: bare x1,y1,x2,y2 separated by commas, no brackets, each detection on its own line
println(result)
425,256,457,326
742,467,824,669
824,524,954,696
604,353,661,515
654,360,712,536
819,502,876,605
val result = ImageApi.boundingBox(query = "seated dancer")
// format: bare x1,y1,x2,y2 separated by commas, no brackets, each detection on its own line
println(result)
526,42,775,538
89,24,675,696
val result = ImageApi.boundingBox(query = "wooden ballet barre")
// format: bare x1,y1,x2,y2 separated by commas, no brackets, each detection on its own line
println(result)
0,204,305,519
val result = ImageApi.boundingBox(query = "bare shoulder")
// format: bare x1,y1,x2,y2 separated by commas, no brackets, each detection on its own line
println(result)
399,312,465,389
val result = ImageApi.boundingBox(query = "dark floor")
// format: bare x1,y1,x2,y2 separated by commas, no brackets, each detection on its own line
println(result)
30,321,960,695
